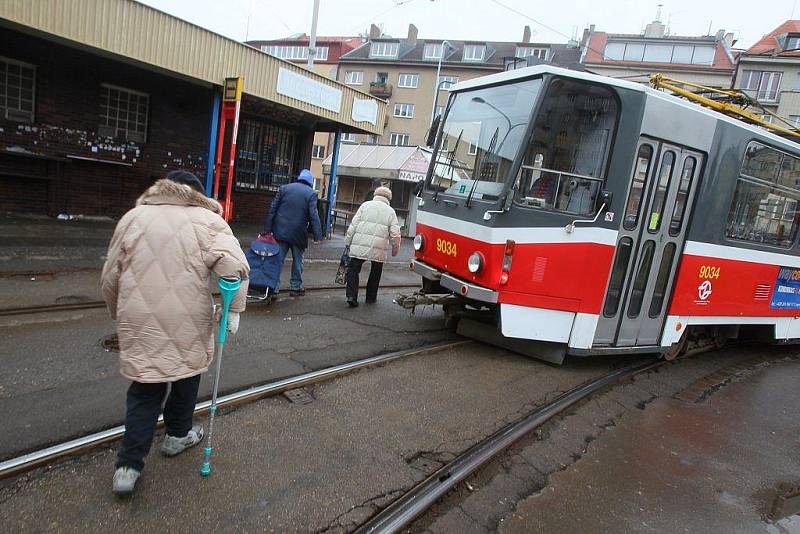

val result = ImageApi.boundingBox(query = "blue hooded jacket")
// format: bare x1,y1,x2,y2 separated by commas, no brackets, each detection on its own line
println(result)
263,170,323,249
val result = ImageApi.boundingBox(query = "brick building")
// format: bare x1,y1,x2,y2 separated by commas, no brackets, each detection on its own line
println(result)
0,0,385,224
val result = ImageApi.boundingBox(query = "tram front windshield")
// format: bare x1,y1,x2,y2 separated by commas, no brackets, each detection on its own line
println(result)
428,79,542,201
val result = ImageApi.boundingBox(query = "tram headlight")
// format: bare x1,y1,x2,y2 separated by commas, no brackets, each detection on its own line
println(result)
413,234,424,251
467,252,484,273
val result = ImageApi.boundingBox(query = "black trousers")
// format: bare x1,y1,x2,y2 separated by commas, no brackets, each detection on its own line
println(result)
346,258,383,303
116,374,202,471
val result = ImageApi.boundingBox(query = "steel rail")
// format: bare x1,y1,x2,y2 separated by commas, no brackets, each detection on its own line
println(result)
0,283,421,317
0,339,467,480
355,358,662,534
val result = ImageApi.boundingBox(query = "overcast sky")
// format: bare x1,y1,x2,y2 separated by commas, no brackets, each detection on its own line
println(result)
140,0,797,50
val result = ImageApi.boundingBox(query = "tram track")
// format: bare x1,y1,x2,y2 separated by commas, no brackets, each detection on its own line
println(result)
0,339,466,480
0,283,421,317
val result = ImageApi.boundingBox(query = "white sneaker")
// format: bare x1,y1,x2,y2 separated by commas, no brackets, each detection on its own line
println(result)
112,466,140,496
160,426,204,457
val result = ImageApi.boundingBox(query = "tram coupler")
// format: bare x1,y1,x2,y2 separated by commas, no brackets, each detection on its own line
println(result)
394,292,457,314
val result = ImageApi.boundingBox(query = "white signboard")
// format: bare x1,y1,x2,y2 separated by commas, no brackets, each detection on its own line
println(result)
398,170,425,183
351,97,378,125
277,67,342,113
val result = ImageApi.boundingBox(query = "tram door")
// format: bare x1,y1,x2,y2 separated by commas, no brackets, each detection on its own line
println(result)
594,138,703,347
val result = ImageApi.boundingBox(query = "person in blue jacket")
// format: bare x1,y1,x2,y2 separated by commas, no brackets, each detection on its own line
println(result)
264,169,323,296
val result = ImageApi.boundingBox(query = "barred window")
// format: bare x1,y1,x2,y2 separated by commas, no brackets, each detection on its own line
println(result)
235,120,298,192
0,57,36,123
99,84,148,143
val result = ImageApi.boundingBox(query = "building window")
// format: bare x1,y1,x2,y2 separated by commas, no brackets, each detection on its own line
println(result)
235,120,298,192
603,41,716,65
516,47,548,60
438,75,459,89
424,43,443,59
312,145,325,159
370,41,399,58
344,71,363,85
789,115,800,128
261,45,329,61
467,142,478,155
463,44,486,62
726,141,800,248
741,70,782,102
397,73,419,88
341,133,357,143
786,35,800,50
99,84,149,143
0,57,35,123
393,103,415,118
389,133,410,146
365,134,378,144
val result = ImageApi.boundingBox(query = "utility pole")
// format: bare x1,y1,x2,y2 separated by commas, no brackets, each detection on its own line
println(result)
307,0,320,68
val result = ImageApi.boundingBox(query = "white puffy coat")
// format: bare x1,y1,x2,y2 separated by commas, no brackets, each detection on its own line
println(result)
345,196,401,262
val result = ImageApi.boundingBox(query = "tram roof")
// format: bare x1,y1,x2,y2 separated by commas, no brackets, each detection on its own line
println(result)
450,65,800,154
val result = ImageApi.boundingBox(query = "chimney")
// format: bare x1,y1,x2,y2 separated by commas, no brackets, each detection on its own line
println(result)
522,25,531,43
724,32,735,46
407,23,418,45
369,24,381,40
715,29,725,40
643,20,665,38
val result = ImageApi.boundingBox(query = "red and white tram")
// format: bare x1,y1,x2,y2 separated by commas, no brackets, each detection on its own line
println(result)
409,65,800,363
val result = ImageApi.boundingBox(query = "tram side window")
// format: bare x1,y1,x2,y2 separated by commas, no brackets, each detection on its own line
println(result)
726,142,800,248
515,79,618,216
623,144,654,230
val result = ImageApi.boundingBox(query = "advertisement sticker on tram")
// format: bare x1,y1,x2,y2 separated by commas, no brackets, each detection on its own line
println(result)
770,267,800,309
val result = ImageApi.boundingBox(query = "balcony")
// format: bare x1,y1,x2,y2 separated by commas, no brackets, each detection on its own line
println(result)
369,81,392,99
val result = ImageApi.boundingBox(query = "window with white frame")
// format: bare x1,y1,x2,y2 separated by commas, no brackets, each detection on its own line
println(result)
423,43,443,60
789,115,800,128
516,47,548,60
365,134,378,144
786,35,800,50
393,103,415,118
398,73,419,88
603,41,717,65
370,41,399,58
467,142,478,155
438,75,459,89
344,71,363,85
341,133,357,143
0,57,35,123
99,84,149,142
261,45,329,61
312,145,325,159
389,133,410,146
463,44,486,62
741,70,783,102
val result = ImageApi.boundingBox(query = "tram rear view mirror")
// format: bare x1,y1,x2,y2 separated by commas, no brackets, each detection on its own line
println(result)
426,115,441,147
598,189,613,209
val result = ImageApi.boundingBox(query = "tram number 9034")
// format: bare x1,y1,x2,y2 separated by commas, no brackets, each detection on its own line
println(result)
436,238,458,257
699,265,721,279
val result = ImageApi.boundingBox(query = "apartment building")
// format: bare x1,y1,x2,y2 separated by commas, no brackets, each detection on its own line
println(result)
734,20,800,126
245,35,362,181
337,24,578,147
581,18,737,88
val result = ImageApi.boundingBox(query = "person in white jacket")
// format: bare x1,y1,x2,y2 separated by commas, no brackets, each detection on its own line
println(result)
344,186,401,307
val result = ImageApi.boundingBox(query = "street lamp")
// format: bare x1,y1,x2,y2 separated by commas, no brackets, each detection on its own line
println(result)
430,40,455,124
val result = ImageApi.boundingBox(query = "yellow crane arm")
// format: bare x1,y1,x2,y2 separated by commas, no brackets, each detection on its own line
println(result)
650,74,800,139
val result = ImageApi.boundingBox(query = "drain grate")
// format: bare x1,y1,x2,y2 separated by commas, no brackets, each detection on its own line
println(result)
101,334,119,352
284,388,314,405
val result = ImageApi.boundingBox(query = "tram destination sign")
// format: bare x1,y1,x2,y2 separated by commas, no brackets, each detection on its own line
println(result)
770,267,800,309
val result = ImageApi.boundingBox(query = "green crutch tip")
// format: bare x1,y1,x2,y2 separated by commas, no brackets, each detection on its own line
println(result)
200,463,211,476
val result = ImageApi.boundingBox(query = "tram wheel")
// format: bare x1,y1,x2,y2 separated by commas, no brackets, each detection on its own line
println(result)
663,331,688,361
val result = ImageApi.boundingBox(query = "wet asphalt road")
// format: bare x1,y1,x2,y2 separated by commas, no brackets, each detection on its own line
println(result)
0,289,449,462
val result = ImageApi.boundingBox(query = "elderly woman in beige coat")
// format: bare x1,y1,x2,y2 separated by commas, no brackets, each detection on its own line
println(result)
344,186,401,307
101,170,249,495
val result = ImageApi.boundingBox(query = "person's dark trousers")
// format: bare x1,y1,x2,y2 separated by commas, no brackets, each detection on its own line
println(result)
346,258,384,303
116,374,202,471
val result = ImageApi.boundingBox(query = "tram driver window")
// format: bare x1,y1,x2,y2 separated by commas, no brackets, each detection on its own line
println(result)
515,79,618,215
726,142,800,248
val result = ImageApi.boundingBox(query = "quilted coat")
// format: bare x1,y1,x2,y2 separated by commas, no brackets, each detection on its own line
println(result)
345,191,401,262
101,179,250,383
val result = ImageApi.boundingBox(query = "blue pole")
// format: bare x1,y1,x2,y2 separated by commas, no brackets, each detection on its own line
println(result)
205,91,222,196
326,129,342,238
